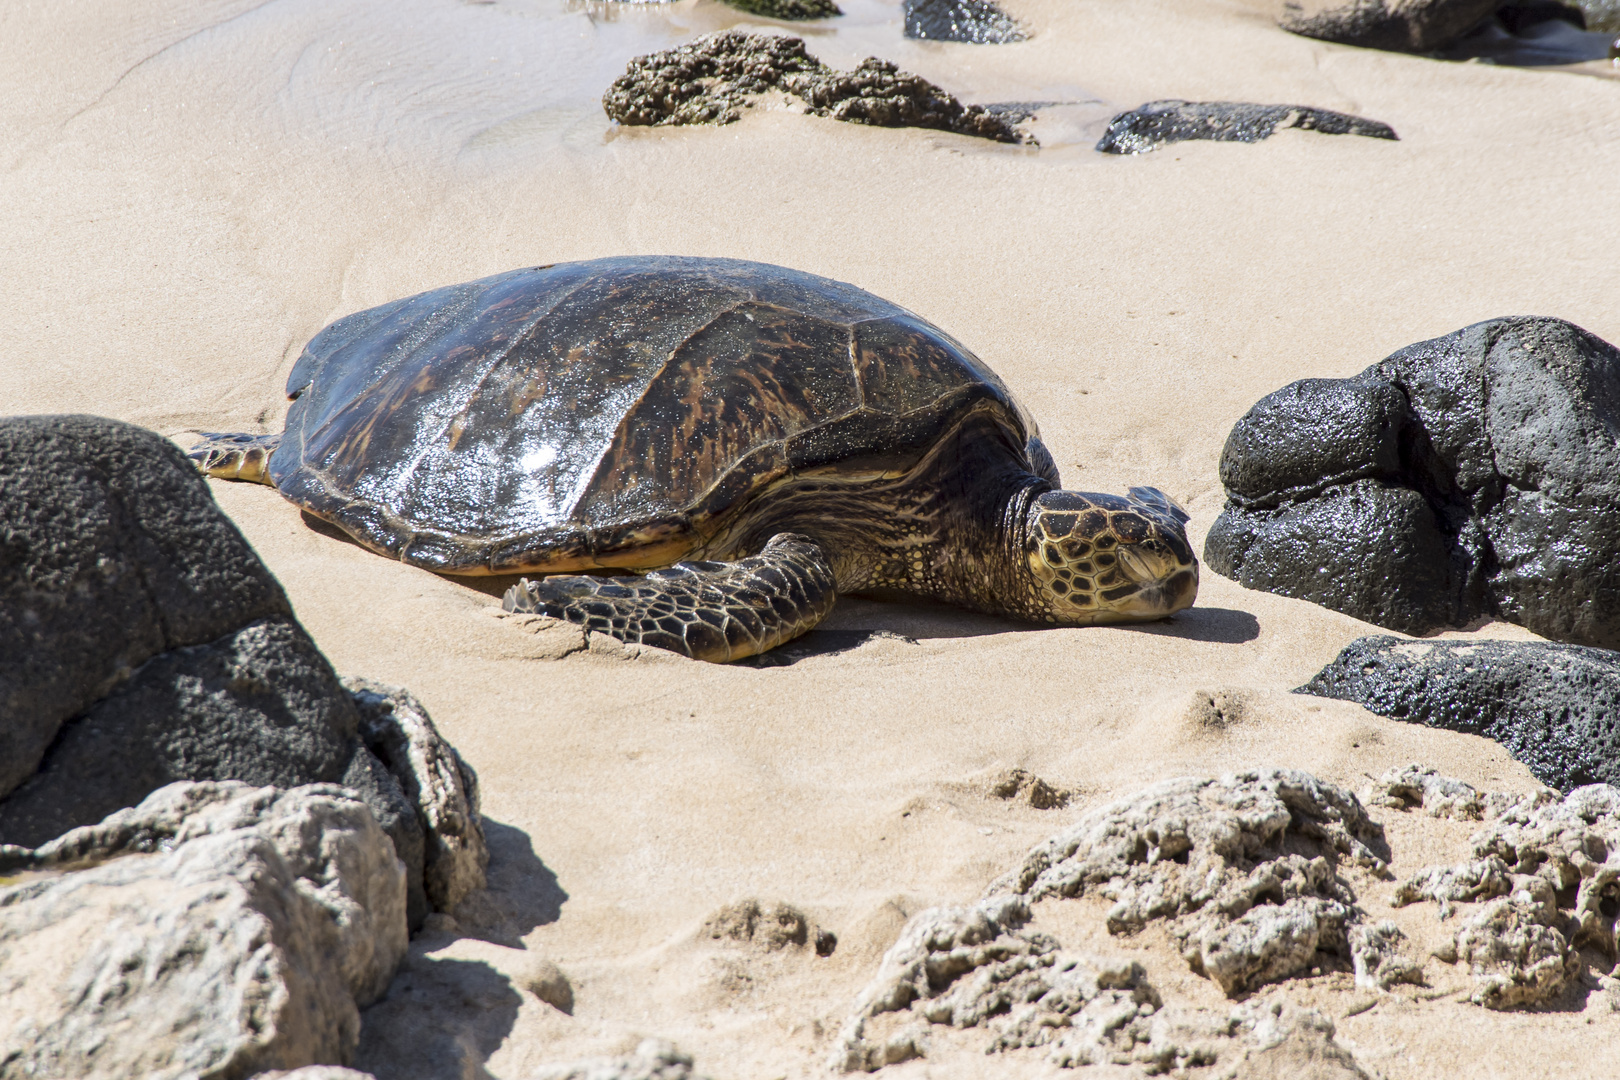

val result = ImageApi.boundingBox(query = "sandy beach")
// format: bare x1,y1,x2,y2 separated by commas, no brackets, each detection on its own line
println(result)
4,0,1620,1075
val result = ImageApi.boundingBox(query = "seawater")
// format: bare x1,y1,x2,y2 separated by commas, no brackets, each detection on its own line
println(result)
170,0,1107,160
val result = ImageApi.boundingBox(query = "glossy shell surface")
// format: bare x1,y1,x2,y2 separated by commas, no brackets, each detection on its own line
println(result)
269,256,1039,573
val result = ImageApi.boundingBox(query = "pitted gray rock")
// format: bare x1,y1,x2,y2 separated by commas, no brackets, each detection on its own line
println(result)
1300,637,1620,790
0,782,407,1078
1392,781,1619,1008
344,679,486,914
831,895,1375,1074
1364,763,1485,819
985,770,1417,996
1207,317,1620,647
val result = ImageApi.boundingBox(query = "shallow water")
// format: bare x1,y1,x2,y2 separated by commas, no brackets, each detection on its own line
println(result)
159,0,1111,160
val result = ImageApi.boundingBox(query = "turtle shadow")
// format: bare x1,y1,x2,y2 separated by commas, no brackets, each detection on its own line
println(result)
1113,606,1260,645
744,600,1260,665
452,818,568,948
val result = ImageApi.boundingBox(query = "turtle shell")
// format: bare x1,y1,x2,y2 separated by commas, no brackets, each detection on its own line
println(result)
270,256,1045,574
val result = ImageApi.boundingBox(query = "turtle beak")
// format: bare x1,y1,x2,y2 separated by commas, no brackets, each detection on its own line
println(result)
1117,541,1175,585
1114,541,1199,617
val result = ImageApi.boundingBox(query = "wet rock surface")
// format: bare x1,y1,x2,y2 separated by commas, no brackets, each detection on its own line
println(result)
1095,100,1396,154
1205,317,1620,647
1382,772,1615,1008
0,415,485,927
0,782,408,1078
832,895,1374,1074
1279,0,1501,52
722,0,841,19
987,770,1416,996
903,0,1025,43
1301,636,1620,791
602,31,1027,143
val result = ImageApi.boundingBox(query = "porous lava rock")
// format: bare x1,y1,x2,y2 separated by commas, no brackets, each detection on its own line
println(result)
987,770,1419,995
832,895,1375,1074
1278,0,1501,51
602,31,1026,143
1095,100,1396,154
0,782,408,1078
1205,317,1620,647
0,415,485,927
1300,637,1620,791
903,0,1025,43
723,0,842,18
0,415,289,799
1383,774,1615,1008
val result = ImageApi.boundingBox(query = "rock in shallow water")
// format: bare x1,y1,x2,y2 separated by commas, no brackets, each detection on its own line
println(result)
903,0,1025,43
601,31,1027,143
1095,100,1396,154
1300,636,1620,791
0,782,408,1078
1205,317,1620,648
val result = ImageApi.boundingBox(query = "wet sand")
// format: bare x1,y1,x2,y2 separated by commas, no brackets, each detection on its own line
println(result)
4,0,1620,1076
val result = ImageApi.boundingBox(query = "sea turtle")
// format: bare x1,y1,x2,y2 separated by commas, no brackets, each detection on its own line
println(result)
192,256,1198,662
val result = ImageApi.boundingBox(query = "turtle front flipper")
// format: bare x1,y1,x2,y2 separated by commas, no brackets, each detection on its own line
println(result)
503,533,837,663
188,432,281,485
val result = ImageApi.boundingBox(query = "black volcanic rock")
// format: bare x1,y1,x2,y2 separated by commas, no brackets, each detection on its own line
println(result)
1279,0,1500,52
723,0,842,19
0,415,488,926
1205,318,1620,648
1299,636,1620,791
1096,100,1396,154
0,415,292,798
904,0,1025,43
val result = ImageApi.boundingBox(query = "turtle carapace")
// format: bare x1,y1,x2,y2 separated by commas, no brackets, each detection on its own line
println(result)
192,256,1198,661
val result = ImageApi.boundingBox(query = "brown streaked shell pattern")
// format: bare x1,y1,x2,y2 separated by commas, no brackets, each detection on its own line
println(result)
267,256,1042,574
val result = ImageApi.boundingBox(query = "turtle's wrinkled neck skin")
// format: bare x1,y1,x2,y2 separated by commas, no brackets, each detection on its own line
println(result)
703,414,1198,626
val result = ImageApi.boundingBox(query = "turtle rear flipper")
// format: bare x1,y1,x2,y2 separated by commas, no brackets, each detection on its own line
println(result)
503,533,837,663
189,433,280,485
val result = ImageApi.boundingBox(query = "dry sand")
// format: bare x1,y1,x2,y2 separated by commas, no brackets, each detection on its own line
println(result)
4,0,1619,1076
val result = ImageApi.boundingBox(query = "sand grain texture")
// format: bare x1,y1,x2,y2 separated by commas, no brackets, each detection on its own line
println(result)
3,0,1619,1076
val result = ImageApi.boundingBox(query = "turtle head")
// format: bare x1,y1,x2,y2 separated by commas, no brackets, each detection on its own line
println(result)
1023,486,1198,623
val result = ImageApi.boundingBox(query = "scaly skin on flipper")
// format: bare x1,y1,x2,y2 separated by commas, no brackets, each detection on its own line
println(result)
502,533,838,662
188,433,281,485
